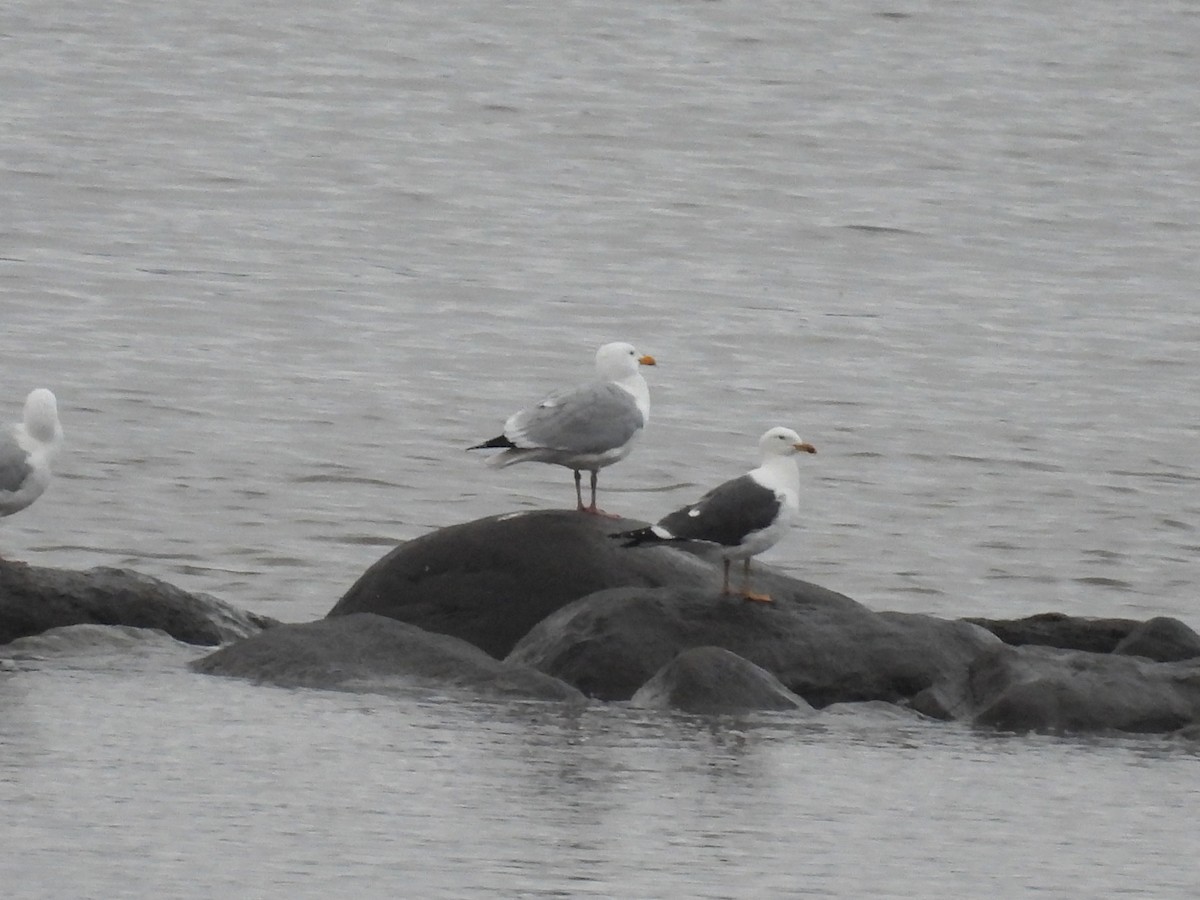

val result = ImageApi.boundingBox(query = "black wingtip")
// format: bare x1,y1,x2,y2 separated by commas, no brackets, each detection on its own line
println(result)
610,527,660,548
468,435,517,451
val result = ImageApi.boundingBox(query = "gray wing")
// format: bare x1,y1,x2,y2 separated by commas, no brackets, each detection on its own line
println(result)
504,381,644,453
657,474,781,546
0,430,32,494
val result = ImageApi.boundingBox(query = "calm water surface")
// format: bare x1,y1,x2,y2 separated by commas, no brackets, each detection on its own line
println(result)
2,0,1198,895
2,635,1198,899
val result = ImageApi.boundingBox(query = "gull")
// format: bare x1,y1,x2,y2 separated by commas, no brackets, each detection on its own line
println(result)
1,389,64,553
469,342,655,514
615,427,816,602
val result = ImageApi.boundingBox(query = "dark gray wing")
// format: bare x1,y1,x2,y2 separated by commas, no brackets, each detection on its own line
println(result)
504,381,643,454
657,474,781,547
0,430,32,494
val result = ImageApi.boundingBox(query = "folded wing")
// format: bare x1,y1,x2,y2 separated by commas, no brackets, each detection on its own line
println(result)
505,382,644,454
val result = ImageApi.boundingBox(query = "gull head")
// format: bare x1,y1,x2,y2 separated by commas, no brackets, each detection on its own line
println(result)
23,389,63,447
759,426,816,458
595,342,655,380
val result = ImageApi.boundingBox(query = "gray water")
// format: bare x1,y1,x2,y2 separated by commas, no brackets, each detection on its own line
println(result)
2,0,1198,895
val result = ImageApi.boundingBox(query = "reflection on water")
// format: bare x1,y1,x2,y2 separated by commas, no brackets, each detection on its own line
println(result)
1,645,1197,899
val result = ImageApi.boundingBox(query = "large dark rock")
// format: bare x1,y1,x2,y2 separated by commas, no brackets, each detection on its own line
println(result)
313,510,1200,732
1113,617,1200,662
0,559,276,647
911,643,1200,734
630,646,813,715
963,612,1140,653
506,585,998,705
328,508,829,658
194,613,584,702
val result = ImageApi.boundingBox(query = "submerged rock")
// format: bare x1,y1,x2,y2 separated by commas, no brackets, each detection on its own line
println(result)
630,646,813,715
3,623,191,659
912,643,1200,734
506,584,997,705
0,559,276,647
1172,723,1200,743
194,613,584,702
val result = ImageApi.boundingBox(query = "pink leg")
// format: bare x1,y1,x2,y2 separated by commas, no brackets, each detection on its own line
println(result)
573,470,587,511
579,470,619,517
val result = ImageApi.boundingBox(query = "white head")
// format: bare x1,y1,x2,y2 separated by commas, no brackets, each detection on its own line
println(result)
594,342,656,381
23,388,63,447
758,426,816,459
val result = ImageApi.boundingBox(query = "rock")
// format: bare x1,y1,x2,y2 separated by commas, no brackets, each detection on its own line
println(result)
318,510,1200,731
1172,723,1200,743
822,699,936,724
193,613,585,702
1113,617,1200,662
328,508,832,658
506,585,998,704
0,559,276,647
3,623,191,660
630,646,813,715
963,612,1140,653
912,643,1200,734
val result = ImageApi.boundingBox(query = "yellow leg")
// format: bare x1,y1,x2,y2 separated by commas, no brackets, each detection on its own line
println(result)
741,558,773,603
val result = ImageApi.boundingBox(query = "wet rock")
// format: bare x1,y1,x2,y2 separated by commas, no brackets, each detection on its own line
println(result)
328,508,840,658
0,559,276,647
1172,723,1200,743
324,510,1200,730
630,646,813,715
3,623,192,659
822,699,937,724
1113,617,1200,662
506,585,998,704
963,612,1139,653
194,613,584,702
911,643,1200,734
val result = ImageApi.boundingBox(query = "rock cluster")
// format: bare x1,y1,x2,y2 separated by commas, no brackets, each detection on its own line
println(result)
7,510,1199,735
320,510,1200,733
